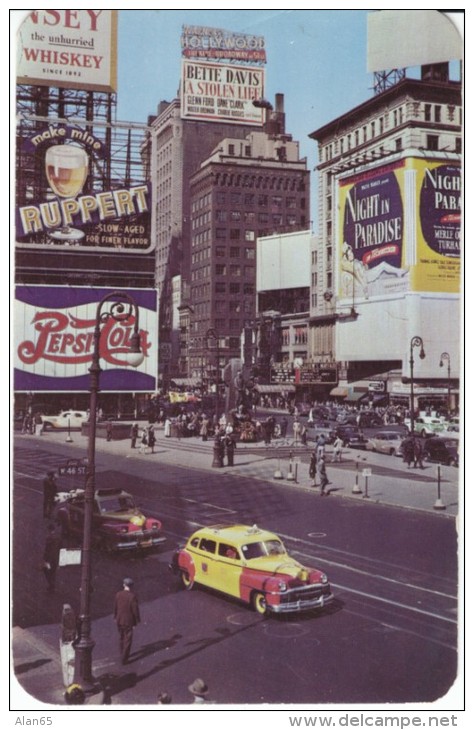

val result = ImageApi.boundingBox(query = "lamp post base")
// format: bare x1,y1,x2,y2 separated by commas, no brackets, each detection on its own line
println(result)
73,637,97,692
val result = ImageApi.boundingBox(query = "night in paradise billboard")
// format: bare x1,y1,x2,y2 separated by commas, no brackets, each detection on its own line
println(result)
338,156,460,300
16,9,118,93
14,286,158,393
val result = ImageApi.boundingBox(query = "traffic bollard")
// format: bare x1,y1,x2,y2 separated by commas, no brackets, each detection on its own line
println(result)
362,467,372,499
352,458,362,494
274,455,283,479
433,463,446,510
286,451,295,481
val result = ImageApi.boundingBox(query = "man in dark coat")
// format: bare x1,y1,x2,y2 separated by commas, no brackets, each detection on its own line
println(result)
114,577,140,664
130,423,139,449
43,471,57,518
43,523,61,592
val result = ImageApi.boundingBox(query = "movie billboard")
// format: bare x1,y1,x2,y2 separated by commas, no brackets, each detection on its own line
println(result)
181,60,265,125
338,157,460,300
14,286,158,392
16,9,117,92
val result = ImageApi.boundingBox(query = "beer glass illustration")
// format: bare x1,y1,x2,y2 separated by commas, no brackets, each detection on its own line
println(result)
45,144,89,241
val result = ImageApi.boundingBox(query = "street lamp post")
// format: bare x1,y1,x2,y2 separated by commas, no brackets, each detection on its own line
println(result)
206,328,220,422
409,336,426,433
73,291,144,690
439,352,451,414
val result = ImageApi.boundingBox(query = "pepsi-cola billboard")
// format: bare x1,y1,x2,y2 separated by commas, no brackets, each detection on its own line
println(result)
14,286,158,392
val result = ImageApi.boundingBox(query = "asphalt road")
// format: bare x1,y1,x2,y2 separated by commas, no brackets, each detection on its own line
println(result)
12,439,458,705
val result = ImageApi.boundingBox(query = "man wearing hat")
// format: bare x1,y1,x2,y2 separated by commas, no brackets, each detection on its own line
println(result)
43,471,57,518
188,678,209,703
113,577,140,665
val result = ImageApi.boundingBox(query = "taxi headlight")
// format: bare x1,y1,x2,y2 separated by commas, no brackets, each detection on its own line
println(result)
321,573,328,584
277,580,287,592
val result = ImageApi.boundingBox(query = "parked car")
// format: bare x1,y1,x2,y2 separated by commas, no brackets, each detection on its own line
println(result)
413,416,446,437
423,437,459,467
358,412,384,428
366,431,405,456
41,410,88,431
336,413,359,426
170,524,334,615
334,425,367,449
56,487,166,552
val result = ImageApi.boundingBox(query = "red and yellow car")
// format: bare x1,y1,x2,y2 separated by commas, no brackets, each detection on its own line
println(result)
56,487,166,552
170,524,333,615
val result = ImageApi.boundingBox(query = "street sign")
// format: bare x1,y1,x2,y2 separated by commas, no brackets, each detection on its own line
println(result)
57,459,87,477
362,468,372,477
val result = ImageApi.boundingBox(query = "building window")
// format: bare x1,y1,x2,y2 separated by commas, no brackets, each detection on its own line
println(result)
230,247,240,258
312,272,318,286
312,251,317,266
229,301,241,313
434,105,441,122
230,192,240,204
244,195,254,207
245,145,251,156
230,211,241,221
216,192,226,204
379,116,384,134
394,137,402,151
371,121,376,138
424,104,432,122
258,212,269,224
311,293,318,308
229,283,240,294
215,264,226,275
245,247,255,259
230,264,241,277
427,135,439,151
216,210,226,222
228,144,235,156
230,319,240,330
216,246,226,257
327,272,333,289
244,283,254,294
215,282,226,293
230,229,240,240
216,228,226,239
455,137,462,153
244,230,255,241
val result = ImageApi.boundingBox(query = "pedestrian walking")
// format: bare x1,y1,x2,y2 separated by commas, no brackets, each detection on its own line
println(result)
223,433,235,466
147,425,156,453
316,434,326,459
200,415,210,441
309,452,317,486
106,421,113,442
139,427,148,453
130,422,139,449
293,418,301,444
413,438,425,469
317,455,329,496
188,678,210,704
43,471,57,518
280,416,288,438
113,577,140,665
42,523,61,592
402,436,415,468
164,417,172,438
332,436,343,462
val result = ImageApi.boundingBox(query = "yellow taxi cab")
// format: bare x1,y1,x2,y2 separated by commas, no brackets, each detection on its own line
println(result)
170,524,333,615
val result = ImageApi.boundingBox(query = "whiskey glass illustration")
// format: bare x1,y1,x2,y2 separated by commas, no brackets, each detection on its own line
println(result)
45,144,89,242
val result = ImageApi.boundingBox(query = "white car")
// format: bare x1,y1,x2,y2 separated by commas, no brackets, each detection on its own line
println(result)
41,411,88,431
366,431,405,456
413,417,446,437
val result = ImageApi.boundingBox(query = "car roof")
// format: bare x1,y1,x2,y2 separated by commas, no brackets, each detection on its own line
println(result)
191,524,280,543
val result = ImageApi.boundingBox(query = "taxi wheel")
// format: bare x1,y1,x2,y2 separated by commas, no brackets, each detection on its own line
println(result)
181,571,194,591
252,591,268,616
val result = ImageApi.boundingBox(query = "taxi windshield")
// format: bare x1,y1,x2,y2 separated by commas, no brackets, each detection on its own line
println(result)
100,496,135,513
241,539,286,560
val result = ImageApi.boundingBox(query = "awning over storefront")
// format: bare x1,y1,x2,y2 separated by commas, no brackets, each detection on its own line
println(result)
170,378,200,388
330,386,348,397
255,384,296,394
345,391,364,403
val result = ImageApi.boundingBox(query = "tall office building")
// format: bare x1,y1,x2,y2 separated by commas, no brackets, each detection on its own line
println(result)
184,107,310,381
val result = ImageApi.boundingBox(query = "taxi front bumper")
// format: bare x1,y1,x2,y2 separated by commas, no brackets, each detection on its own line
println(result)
268,586,334,614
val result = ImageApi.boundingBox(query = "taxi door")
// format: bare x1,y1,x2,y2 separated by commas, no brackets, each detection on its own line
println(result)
194,537,219,589
215,542,242,599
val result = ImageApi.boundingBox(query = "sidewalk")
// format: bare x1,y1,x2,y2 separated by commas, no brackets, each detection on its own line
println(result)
12,427,460,709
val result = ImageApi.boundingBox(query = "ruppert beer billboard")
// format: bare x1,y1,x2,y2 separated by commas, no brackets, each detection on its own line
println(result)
15,123,152,251
338,156,460,300
180,25,266,126
16,9,117,92
14,286,158,393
